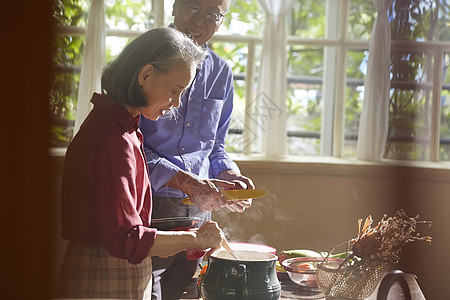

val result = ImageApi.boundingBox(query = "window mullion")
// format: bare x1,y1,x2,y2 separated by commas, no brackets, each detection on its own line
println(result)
321,0,340,156
243,40,256,155
431,47,444,161
332,0,349,157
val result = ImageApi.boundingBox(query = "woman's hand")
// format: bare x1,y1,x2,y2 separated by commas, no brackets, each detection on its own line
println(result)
194,221,224,256
149,221,224,258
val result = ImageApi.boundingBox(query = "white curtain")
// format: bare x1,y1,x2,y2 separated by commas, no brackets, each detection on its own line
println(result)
253,0,294,158
356,0,393,161
73,0,105,135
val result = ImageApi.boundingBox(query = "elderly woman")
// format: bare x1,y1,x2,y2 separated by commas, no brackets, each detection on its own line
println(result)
56,27,226,299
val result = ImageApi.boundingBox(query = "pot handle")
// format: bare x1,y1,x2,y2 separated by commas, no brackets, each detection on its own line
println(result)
377,270,411,300
237,263,248,300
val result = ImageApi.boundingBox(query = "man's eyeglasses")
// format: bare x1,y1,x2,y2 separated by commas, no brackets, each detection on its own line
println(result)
180,1,227,24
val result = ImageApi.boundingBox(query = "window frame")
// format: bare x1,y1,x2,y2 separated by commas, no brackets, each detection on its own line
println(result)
52,0,450,164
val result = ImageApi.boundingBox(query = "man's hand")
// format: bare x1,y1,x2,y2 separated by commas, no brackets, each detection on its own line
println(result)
217,169,255,190
188,178,228,211
165,170,235,211
217,169,255,212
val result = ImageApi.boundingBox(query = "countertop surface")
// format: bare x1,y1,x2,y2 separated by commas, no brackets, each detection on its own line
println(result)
181,272,426,300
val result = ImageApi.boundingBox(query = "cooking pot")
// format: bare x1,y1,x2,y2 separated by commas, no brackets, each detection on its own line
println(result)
201,249,281,300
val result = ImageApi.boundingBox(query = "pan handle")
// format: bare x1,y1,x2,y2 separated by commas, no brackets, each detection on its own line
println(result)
377,270,411,300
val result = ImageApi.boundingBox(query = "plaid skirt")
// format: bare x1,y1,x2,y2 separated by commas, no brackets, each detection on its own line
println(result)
56,242,152,299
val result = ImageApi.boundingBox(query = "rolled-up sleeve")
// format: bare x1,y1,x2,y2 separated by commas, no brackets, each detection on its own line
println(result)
124,226,157,264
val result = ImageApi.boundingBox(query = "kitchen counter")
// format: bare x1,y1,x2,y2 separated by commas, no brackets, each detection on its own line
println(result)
278,272,425,299
180,271,425,300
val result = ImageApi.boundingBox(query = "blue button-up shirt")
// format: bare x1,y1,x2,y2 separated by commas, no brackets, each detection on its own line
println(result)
140,46,239,198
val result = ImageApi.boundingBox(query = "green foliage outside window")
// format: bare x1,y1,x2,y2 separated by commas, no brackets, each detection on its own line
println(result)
220,0,264,35
287,0,325,38
387,0,450,160
51,0,88,146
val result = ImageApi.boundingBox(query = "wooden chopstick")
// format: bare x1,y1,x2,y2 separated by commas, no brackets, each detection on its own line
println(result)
222,238,240,259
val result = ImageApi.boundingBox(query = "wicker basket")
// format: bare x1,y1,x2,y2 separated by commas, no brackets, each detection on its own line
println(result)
316,255,392,299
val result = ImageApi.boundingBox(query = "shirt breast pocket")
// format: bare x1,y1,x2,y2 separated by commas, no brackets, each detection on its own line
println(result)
198,98,224,139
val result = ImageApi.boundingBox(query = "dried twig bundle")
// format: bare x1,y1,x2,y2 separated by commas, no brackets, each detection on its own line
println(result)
317,209,432,299
349,209,432,262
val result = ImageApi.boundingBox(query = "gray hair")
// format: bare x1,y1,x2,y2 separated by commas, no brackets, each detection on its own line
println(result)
101,27,206,107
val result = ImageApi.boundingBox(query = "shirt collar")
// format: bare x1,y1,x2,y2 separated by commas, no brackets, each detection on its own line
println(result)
91,93,140,133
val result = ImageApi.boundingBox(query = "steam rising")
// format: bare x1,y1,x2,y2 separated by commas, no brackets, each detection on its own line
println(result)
213,186,294,245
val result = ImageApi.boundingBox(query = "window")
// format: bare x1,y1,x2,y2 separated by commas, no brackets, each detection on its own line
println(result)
51,1,88,146
52,0,450,162
51,0,155,146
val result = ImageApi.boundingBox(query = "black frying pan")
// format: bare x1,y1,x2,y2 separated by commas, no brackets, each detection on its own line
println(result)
150,217,201,230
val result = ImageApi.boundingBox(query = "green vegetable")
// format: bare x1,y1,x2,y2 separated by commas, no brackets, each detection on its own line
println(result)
330,251,351,259
279,249,322,263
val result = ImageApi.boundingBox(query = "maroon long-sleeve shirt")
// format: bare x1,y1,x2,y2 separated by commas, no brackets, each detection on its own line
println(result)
61,93,157,264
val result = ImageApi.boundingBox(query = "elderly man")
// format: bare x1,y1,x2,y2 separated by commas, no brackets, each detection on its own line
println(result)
139,0,255,299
